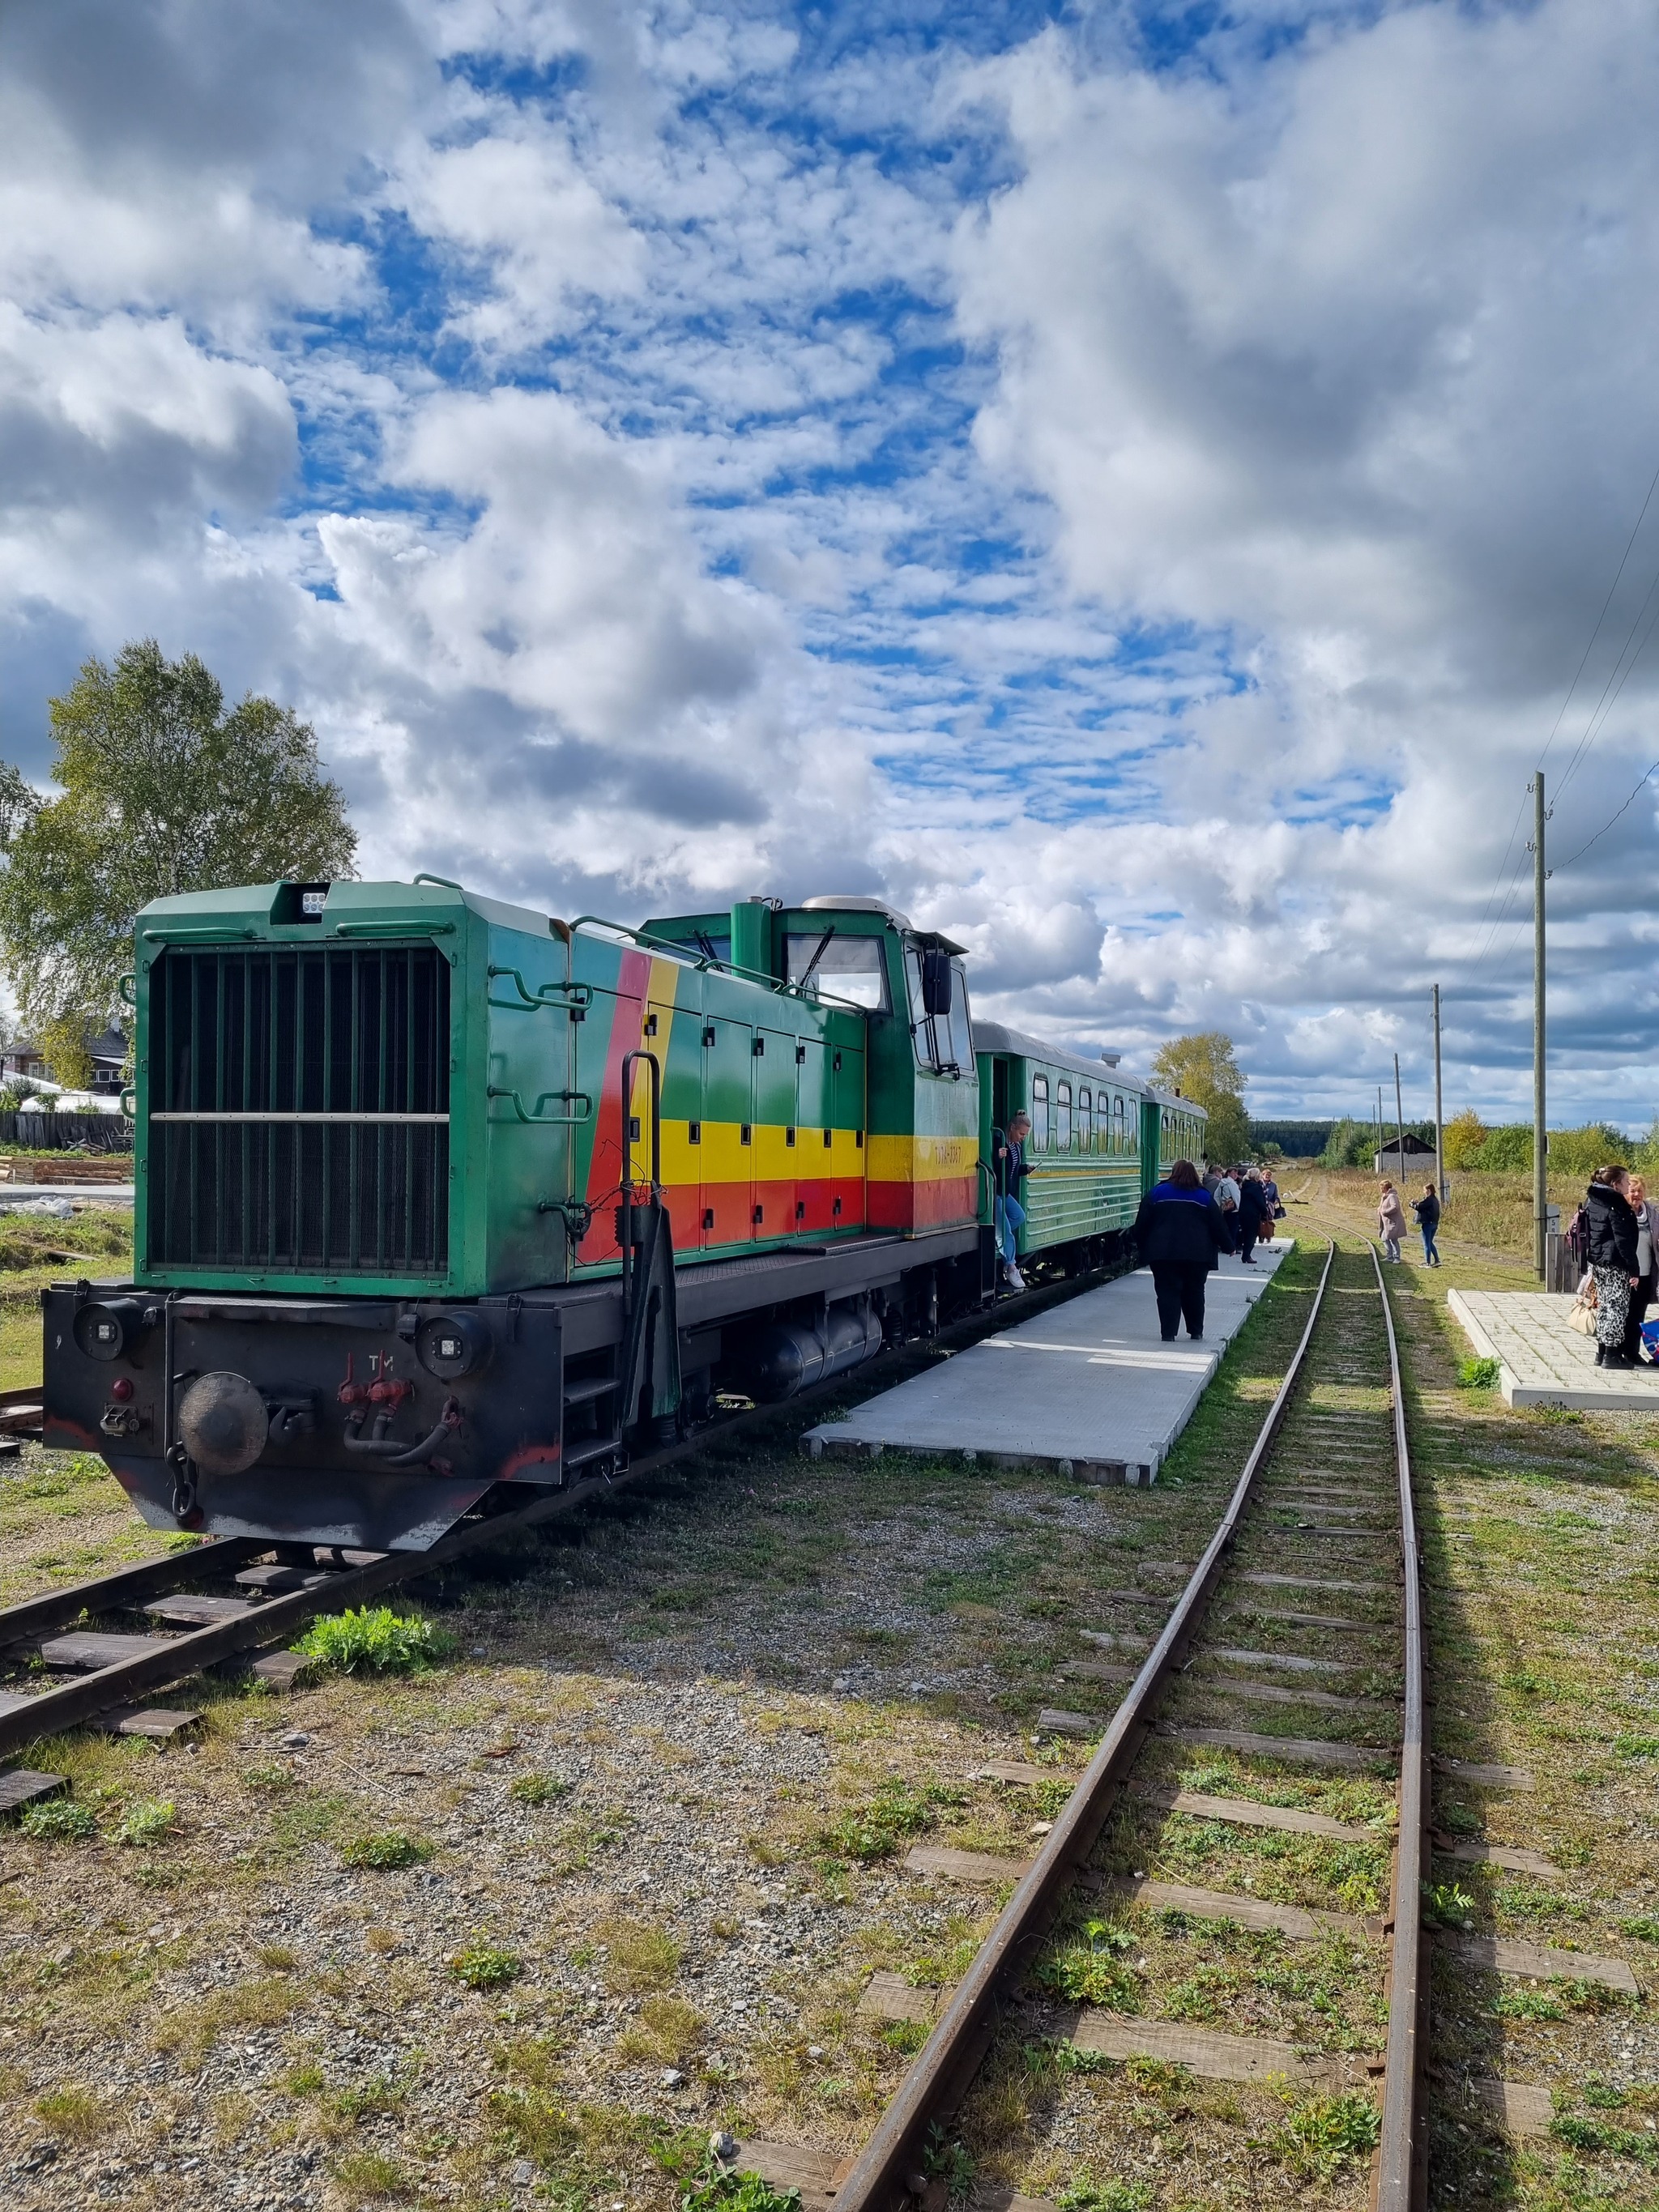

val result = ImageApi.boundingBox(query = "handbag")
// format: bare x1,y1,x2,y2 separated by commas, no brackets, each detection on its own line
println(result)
1567,1296,1597,1336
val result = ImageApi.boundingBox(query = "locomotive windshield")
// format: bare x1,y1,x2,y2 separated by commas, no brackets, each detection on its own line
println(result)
785,930,890,1011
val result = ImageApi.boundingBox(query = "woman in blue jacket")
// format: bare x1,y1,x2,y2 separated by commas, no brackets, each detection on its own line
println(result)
1132,1159,1231,1340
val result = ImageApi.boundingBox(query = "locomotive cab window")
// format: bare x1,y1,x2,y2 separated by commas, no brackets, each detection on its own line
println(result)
903,946,973,1075
1056,1080,1073,1151
1030,1074,1050,1151
786,931,889,1012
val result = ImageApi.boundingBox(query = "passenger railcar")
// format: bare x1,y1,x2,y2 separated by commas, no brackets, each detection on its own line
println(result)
42,881,1204,1552
973,1023,1205,1267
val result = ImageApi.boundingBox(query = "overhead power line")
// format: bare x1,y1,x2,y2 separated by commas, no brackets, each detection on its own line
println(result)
1555,754,1659,871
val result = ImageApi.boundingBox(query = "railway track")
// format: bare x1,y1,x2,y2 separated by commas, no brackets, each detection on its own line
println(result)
727,1236,1434,2209
0,1250,1140,1811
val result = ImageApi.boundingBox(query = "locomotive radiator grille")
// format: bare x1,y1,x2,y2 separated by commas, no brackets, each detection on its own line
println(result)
148,944,451,1276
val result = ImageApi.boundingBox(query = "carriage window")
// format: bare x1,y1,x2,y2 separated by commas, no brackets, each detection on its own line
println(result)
787,931,890,1012
1030,1075,1050,1151
1056,1081,1073,1151
1115,1095,1128,1154
1078,1088,1092,1151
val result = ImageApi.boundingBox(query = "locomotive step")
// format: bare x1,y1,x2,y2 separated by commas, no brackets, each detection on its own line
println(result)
561,1376,620,1405
562,1434,623,1472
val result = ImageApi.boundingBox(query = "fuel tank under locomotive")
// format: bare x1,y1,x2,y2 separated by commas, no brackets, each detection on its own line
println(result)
733,1293,887,1402
42,1285,565,1554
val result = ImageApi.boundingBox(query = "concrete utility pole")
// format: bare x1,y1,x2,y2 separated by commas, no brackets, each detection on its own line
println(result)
1431,984,1445,1204
1530,772,1548,1281
1375,1087,1383,1170
1393,1053,1405,1188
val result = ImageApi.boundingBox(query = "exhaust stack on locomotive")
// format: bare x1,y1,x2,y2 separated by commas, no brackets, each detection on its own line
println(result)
41,880,1204,1551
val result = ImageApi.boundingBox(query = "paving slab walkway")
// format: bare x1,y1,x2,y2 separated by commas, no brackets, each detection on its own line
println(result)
803,1242,1287,1484
1448,1287,1659,1409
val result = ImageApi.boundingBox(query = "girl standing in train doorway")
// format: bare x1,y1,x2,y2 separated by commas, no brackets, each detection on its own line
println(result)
992,1109,1032,1291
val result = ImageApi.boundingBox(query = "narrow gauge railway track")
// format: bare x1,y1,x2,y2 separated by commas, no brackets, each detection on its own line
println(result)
0,1251,1141,1803
757,1238,1435,2211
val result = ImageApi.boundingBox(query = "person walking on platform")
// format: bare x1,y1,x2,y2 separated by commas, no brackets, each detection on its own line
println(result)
1584,1165,1642,1367
992,1109,1032,1292
1378,1180,1405,1262
1412,1181,1441,1267
1132,1158,1230,1340
1235,1169,1269,1267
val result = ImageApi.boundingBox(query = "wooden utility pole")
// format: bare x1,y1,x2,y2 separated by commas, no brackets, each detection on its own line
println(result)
1432,985,1444,1204
1531,773,1547,1281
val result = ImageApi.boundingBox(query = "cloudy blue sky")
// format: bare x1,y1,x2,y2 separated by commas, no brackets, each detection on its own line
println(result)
3,0,1658,1126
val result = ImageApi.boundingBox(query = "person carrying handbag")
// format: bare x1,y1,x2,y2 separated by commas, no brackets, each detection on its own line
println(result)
1377,1180,1406,1262
1583,1166,1642,1368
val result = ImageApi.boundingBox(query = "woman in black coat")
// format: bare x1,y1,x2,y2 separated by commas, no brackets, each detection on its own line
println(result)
1235,1170,1269,1267
1584,1166,1642,1367
1132,1159,1231,1341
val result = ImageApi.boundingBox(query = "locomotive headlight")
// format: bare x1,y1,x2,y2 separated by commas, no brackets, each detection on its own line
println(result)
73,1297,149,1362
416,1311,493,1381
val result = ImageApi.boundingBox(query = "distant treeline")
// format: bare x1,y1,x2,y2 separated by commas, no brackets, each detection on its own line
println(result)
1248,1117,1436,1161
1247,1119,1337,1154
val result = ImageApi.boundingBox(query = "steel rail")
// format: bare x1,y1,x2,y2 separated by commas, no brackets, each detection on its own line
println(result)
1371,1240,1427,2209
0,1536,262,1646
0,1244,1150,1767
0,1459,681,1761
831,1238,1339,2212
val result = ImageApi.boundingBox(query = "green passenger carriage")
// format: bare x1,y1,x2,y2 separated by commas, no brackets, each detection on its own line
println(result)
972,1022,1207,1269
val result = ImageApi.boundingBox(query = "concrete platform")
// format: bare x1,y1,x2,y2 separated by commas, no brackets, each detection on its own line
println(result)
804,1242,1290,1484
1449,1287,1659,1409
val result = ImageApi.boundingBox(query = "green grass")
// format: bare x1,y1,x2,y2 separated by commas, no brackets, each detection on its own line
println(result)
339,1831,431,1869
114,1797,176,1848
683,2166,803,2212
1276,2091,1382,2184
450,1937,522,1990
295,1605,456,1676
1031,1917,1139,2010
19,1796,96,1840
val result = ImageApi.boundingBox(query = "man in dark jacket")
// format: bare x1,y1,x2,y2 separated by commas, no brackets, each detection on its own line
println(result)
1132,1159,1230,1340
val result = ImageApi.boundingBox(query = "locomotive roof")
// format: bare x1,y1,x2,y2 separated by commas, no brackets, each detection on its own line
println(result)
970,1021,1205,1118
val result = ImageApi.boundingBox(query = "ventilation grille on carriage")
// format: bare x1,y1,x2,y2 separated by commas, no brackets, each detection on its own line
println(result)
147,944,450,1276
